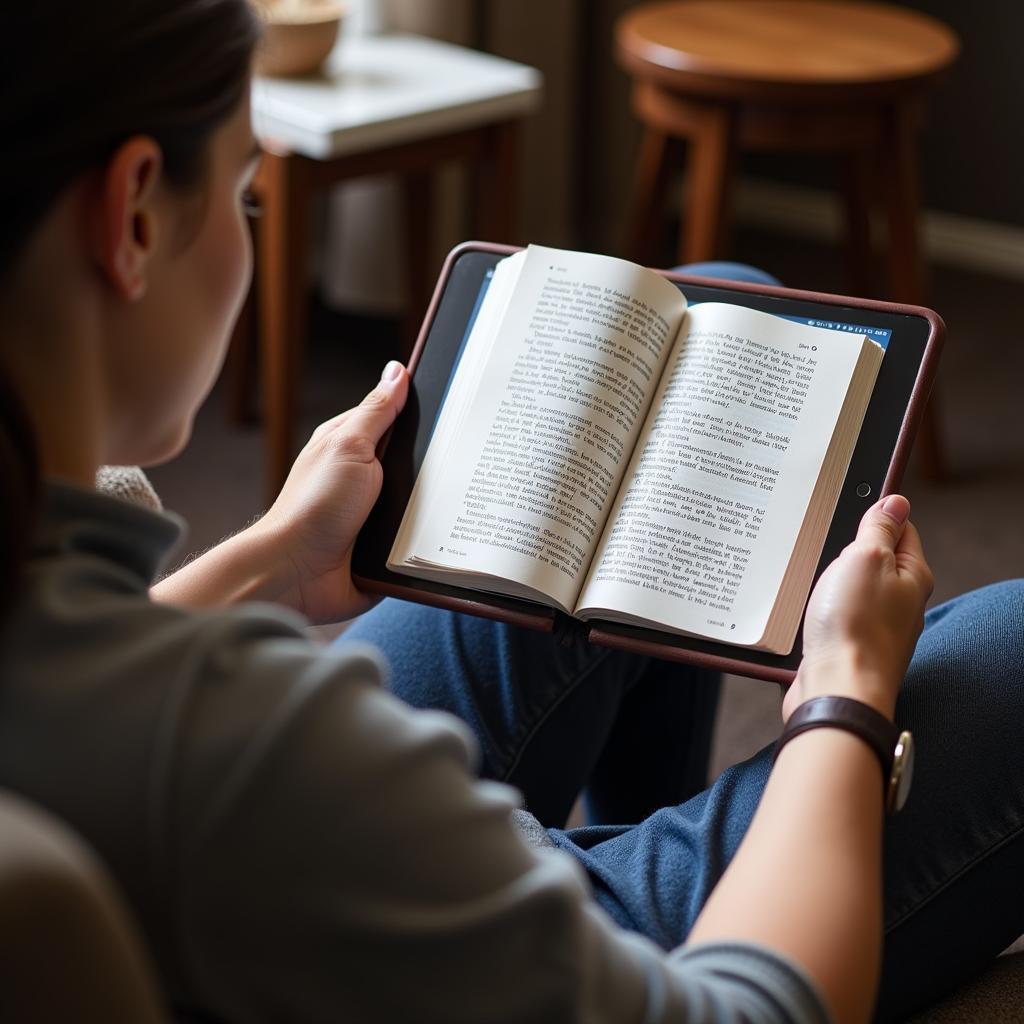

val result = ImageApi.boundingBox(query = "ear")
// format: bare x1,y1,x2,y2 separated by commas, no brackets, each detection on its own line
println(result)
92,137,163,301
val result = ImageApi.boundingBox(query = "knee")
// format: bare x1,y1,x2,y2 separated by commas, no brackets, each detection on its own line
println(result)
922,579,1024,635
669,261,782,287
904,579,1024,705
341,599,463,657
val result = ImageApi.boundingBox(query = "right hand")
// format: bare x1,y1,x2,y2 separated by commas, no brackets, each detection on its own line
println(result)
783,494,933,723
250,361,410,623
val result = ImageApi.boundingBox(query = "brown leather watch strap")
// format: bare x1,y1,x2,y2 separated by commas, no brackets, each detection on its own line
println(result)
773,695,898,784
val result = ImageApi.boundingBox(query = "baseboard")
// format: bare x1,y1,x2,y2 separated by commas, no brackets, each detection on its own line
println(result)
734,178,1024,281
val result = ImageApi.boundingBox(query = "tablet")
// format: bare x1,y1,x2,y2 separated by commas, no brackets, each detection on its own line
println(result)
353,242,942,683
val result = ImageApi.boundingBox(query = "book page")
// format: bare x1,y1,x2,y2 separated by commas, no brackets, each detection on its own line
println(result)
577,303,873,644
389,245,686,612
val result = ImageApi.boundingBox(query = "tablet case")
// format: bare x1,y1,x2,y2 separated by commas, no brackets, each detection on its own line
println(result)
353,242,944,684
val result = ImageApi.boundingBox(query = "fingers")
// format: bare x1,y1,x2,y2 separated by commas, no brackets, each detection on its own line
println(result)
854,496,933,599
855,494,910,554
315,361,409,449
894,520,935,597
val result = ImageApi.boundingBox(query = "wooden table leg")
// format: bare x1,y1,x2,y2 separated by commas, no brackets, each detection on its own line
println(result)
254,150,312,500
225,272,256,426
624,128,679,266
476,120,520,243
401,170,436,361
881,101,945,481
841,148,875,298
682,104,736,264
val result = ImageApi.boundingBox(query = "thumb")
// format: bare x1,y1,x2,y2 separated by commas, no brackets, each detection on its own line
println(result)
856,494,911,553
342,361,410,447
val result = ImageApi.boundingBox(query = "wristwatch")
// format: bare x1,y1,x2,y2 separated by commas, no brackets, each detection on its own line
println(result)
773,695,914,815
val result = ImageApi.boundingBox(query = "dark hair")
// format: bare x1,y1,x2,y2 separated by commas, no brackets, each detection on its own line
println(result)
0,0,261,600
0,372,39,611
1,0,262,278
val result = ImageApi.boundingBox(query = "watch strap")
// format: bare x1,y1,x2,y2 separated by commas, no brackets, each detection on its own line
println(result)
773,695,898,785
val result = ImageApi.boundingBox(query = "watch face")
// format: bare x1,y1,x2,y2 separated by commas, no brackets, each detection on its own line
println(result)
889,730,915,813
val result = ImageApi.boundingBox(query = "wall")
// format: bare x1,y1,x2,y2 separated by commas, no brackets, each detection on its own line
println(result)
878,0,1024,227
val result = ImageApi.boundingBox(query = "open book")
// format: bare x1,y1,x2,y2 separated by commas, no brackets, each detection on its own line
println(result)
388,245,884,655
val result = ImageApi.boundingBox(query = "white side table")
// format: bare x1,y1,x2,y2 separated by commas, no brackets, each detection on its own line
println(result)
243,34,542,495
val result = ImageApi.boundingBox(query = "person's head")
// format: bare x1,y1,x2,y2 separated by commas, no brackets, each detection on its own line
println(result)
0,0,261,593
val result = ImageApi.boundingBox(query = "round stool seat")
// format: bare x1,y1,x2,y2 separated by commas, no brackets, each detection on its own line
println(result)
615,0,960,478
617,0,960,101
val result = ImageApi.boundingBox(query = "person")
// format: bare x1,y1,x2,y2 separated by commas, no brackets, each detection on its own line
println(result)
2,2,1023,1022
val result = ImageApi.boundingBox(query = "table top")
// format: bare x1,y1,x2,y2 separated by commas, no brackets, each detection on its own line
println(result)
252,33,543,160
617,1,960,92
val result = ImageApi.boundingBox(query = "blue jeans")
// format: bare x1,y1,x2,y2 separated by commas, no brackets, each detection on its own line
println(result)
669,261,783,287
342,584,1024,1021
342,263,1024,1019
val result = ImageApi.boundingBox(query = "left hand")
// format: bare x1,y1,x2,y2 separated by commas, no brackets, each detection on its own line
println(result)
782,494,933,723
255,360,409,623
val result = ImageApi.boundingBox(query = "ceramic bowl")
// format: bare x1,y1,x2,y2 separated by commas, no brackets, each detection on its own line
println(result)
255,0,346,77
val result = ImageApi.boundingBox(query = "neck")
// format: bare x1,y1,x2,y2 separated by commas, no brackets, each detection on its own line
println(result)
4,338,105,489
1,258,106,489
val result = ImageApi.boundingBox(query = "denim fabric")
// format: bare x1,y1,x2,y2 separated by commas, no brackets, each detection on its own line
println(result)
668,262,783,287
340,582,1024,1021
342,601,721,828
875,581,1024,1020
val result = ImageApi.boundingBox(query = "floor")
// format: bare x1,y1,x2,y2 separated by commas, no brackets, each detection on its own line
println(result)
147,226,1024,781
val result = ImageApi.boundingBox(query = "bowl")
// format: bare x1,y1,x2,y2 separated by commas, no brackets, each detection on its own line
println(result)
254,0,346,77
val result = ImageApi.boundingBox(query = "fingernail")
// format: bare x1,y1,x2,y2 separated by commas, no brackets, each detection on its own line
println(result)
880,494,910,525
381,360,403,382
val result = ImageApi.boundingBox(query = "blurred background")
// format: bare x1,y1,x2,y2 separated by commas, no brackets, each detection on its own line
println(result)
149,0,1024,774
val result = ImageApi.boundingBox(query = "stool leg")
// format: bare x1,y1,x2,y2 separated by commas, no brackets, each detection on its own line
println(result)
256,151,312,501
841,150,875,298
882,105,926,304
477,120,520,243
914,384,946,483
624,128,677,265
401,171,436,361
682,105,736,264
881,102,945,481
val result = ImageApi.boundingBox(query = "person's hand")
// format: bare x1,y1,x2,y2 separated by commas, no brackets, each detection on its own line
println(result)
782,495,933,723
254,360,409,624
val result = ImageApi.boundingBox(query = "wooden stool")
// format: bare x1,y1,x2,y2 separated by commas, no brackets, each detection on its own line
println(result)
616,0,959,478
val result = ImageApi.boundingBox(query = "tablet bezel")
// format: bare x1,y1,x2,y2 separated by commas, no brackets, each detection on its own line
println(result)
353,242,943,683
